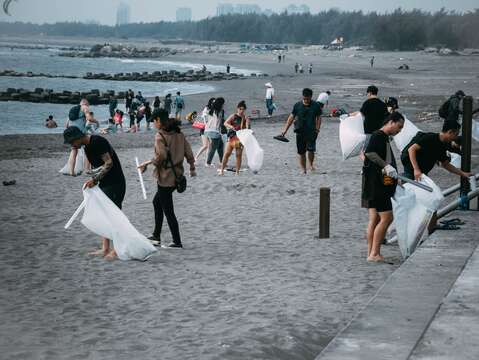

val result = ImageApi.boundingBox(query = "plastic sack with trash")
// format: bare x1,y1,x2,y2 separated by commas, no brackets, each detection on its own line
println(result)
339,113,366,160
236,129,264,172
393,117,420,152
59,148,85,175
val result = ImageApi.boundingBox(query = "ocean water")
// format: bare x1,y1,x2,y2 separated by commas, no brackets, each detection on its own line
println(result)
0,47,258,135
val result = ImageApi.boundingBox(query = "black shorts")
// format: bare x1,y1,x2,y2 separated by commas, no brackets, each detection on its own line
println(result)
363,197,392,212
100,182,126,209
296,131,318,154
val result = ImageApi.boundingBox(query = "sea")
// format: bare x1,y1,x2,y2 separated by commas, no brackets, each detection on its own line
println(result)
0,45,258,135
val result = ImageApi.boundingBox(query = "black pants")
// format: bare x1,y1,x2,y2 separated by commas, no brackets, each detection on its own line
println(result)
207,136,224,165
153,186,181,245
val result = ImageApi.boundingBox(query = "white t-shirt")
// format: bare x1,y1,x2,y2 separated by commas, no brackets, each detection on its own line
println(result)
317,92,329,105
265,87,275,100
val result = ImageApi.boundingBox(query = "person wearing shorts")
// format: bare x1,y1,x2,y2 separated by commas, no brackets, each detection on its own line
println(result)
280,88,322,174
361,112,405,262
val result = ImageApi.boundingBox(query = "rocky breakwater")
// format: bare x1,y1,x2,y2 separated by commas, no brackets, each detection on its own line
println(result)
59,43,177,58
0,88,124,105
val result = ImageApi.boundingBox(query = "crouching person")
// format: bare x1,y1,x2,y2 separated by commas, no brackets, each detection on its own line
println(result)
362,112,405,262
137,109,196,248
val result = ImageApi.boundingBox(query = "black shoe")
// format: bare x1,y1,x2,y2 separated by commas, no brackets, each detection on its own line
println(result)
168,243,183,248
148,235,161,247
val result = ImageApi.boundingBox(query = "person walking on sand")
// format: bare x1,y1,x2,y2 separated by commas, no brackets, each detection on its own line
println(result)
280,88,322,174
164,93,172,115
370,56,375,68
362,112,404,262
294,63,299,74
137,109,196,248
359,85,389,135
265,82,275,117
175,91,185,121
317,90,331,111
226,64,231,74
299,63,304,74
195,97,215,164
125,89,134,112
219,101,250,176
308,63,313,74
205,97,226,167
63,126,126,260
153,96,161,111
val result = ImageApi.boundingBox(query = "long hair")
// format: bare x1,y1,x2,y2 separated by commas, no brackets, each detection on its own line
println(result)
209,97,225,116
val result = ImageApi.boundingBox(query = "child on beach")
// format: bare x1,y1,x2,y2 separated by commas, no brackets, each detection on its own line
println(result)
219,100,250,175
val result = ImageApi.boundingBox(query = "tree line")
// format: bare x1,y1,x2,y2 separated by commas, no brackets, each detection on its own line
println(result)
1,8,478,50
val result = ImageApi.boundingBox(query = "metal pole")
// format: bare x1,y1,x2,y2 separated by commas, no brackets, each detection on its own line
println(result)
460,96,473,209
443,173,479,197
319,187,330,238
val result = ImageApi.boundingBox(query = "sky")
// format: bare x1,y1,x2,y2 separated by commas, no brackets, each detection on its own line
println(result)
0,0,477,24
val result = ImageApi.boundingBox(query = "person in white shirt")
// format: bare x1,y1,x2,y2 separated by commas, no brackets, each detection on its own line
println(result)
317,90,331,110
265,82,275,117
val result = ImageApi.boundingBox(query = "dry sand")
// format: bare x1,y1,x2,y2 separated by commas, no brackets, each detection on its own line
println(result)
0,43,478,360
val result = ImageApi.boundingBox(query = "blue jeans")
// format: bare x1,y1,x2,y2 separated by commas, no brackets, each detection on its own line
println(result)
266,98,274,116
207,137,224,165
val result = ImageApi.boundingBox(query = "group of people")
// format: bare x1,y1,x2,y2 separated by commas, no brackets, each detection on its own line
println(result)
294,63,314,74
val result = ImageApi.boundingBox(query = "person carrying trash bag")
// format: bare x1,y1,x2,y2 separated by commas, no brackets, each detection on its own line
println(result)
137,109,196,248
63,126,126,260
362,112,405,262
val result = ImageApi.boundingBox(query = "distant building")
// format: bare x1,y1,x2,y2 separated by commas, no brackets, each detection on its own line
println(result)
263,9,274,16
116,2,130,26
285,4,310,14
176,7,192,22
217,3,261,16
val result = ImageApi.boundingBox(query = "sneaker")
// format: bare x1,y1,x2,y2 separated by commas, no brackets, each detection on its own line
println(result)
168,243,183,249
148,235,161,247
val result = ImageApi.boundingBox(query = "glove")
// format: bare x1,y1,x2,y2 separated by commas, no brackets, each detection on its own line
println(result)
383,164,398,179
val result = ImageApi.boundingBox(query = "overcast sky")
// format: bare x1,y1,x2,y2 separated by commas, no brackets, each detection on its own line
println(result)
0,0,477,24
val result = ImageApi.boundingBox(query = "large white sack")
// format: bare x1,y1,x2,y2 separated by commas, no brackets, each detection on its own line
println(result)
392,185,433,259
339,113,366,160
60,148,84,175
404,174,444,211
80,187,157,261
448,151,461,168
393,117,420,152
472,120,479,142
236,129,264,172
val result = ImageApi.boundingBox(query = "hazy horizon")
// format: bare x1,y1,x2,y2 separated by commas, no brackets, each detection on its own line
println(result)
0,0,477,25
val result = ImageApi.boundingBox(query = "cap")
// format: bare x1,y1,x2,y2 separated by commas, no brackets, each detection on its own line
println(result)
265,82,273,88
385,96,399,109
63,126,85,144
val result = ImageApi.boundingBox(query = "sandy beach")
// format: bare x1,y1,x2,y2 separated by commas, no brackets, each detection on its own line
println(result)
0,38,478,359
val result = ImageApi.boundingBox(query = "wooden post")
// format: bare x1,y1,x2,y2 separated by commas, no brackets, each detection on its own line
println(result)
460,96,473,210
319,187,330,238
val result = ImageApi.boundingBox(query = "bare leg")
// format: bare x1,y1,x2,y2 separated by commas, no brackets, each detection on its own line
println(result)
298,154,307,174
235,147,243,175
219,143,234,175
195,135,210,162
367,209,380,258
69,148,78,176
89,237,110,257
368,211,393,261
105,249,117,260
307,151,316,171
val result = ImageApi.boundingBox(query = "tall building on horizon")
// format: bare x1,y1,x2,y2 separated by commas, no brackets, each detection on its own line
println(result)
116,2,130,26
176,7,192,22
217,3,261,16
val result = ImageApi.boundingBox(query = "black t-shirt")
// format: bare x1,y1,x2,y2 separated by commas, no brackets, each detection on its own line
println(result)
402,133,449,175
360,98,389,134
291,100,322,133
362,130,396,201
84,135,125,188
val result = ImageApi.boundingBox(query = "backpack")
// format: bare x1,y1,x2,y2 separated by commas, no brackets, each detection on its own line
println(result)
438,98,452,119
68,105,81,121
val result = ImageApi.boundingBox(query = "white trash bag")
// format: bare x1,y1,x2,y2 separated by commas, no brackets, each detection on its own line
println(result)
472,120,479,143
80,187,157,261
60,148,85,175
339,113,366,160
392,185,433,259
393,117,420,152
405,174,444,211
448,151,461,169
236,129,264,172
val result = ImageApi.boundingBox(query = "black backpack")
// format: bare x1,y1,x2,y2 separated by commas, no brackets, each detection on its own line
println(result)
68,105,81,121
438,98,452,119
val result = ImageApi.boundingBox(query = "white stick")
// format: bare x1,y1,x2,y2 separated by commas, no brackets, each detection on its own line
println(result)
135,157,147,200
64,199,86,229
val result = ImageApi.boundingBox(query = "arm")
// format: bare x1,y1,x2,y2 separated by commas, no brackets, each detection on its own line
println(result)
316,115,322,133
281,113,295,136
224,114,235,130
184,138,196,176
407,144,423,180
69,147,78,176
364,152,388,168
441,160,472,178
84,152,113,187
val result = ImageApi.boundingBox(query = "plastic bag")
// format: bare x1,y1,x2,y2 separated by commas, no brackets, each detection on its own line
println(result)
80,187,157,261
448,152,461,168
339,113,366,160
472,120,479,142
236,129,264,172
393,117,420,152
404,174,444,211
392,185,433,259
59,148,84,176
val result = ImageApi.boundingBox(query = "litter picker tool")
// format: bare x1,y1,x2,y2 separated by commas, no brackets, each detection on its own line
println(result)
135,157,147,200
397,175,433,192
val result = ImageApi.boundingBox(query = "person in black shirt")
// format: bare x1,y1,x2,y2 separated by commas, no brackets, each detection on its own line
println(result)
281,88,322,174
362,112,405,262
402,121,471,181
359,85,389,134
63,126,126,260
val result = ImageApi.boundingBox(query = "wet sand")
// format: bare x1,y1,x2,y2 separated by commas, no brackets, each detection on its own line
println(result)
0,42,478,360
